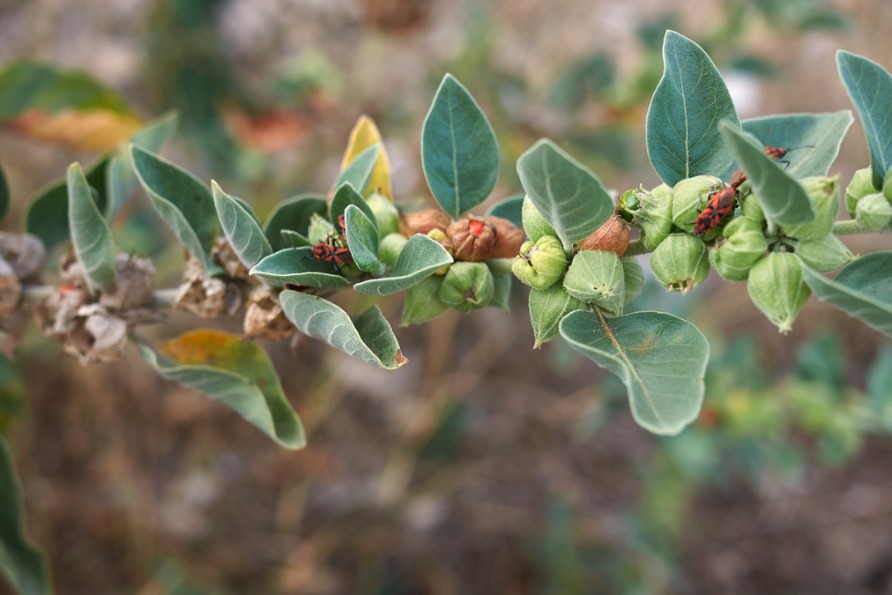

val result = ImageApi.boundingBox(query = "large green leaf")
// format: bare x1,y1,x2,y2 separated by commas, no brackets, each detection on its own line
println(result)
26,156,109,252
741,111,853,178
67,163,116,292
486,193,524,229
131,145,217,266
720,123,815,226
0,436,51,595
353,234,453,296
0,162,8,221
334,145,378,197
343,205,380,273
801,252,892,338
421,74,499,218
329,183,376,229
140,330,305,449
646,31,739,185
516,139,613,248
249,248,351,288
279,291,407,370
263,194,327,252
106,111,177,218
559,310,709,435
211,181,271,271
837,51,892,189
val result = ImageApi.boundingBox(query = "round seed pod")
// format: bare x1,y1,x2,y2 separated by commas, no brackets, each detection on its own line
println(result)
846,167,876,217
448,217,496,261
438,261,495,313
511,236,568,290
795,235,856,273
521,195,557,242
621,256,645,305
782,176,840,240
855,192,892,230
738,183,766,224
576,210,630,256
671,175,723,233
746,252,810,334
634,184,673,250
708,216,768,281
649,233,709,294
487,216,526,259
378,232,409,266
307,213,336,246
400,208,451,237
562,250,625,315
528,284,584,349
367,192,401,236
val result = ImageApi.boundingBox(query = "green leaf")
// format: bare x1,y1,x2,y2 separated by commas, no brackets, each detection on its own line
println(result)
329,183,377,229
279,291,408,369
106,111,178,218
421,74,499,218
26,156,109,252
801,252,892,338
516,139,613,248
0,162,8,221
264,194,327,252
353,234,453,296
67,163,116,292
491,272,512,310
211,181,272,271
741,111,853,177
720,122,815,226
646,31,739,185
559,309,709,435
0,436,52,595
140,330,305,449
401,275,448,326
334,145,378,197
837,51,892,189
486,194,524,228
344,205,380,273
249,248,351,288
280,229,310,248
131,145,217,266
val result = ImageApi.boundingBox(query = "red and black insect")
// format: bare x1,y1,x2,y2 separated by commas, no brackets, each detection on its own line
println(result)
311,241,352,268
763,144,814,169
693,186,739,236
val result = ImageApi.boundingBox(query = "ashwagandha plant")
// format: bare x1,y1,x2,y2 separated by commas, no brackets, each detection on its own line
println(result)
1,30,891,593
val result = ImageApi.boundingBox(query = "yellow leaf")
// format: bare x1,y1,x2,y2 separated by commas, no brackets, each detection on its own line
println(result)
340,115,393,200
9,108,143,152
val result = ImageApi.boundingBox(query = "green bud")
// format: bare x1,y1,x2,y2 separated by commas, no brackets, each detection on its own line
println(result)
738,184,766,223
671,175,723,234
795,235,856,273
511,236,567,290
378,232,408,266
846,167,877,216
402,275,448,326
438,262,495,313
621,256,645,305
307,213,336,246
367,192,401,236
855,192,892,230
528,285,584,349
522,195,557,242
562,250,625,315
634,183,673,250
708,216,768,281
746,252,810,334
782,176,839,240
649,233,709,293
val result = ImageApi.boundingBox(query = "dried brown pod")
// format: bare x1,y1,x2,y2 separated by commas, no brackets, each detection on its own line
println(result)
175,255,242,318
576,211,630,256
212,237,252,281
400,209,451,237
244,286,294,341
0,256,21,321
100,254,156,311
487,216,526,259
447,217,496,261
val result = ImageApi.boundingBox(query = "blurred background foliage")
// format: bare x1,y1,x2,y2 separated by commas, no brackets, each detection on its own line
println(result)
1,0,892,593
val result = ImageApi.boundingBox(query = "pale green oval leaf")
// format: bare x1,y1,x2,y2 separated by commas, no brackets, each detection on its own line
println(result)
837,51,892,189
279,290,408,369
421,74,499,218
516,139,613,248
353,234,453,296
26,156,109,252
249,247,351,288
486,193,524,229
68,163,116,292
344,205,380,273
139,330,305,449
211,181,272,271
329,183,376,229
720,122,815,226
0,436,51,595
801,251,892,338
264,194,327,252
741,111,853,178
280,229,310,248
646,31,739,185
334,144,378,197
106,111,178,218
131,145,217,266
0,162,8,221
559,309,709,435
